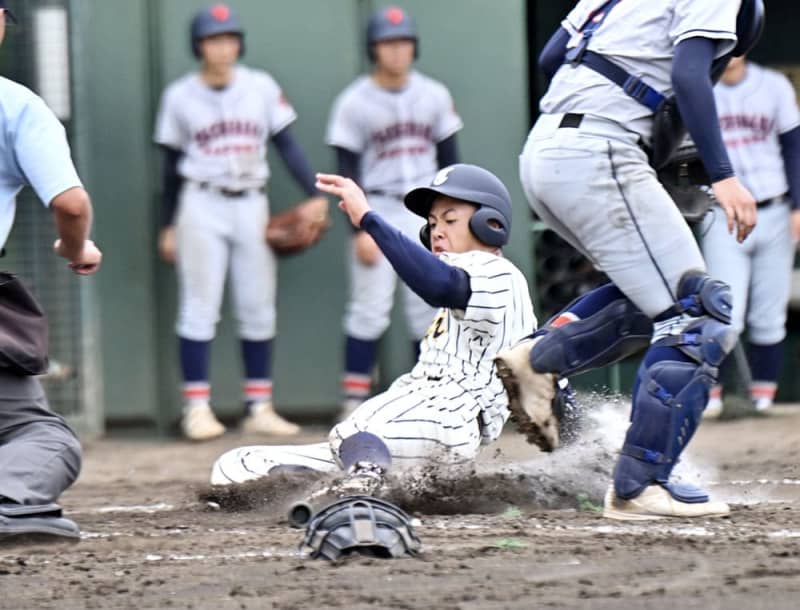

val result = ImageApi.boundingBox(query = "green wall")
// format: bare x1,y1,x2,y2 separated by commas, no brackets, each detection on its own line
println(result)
72,0,531,430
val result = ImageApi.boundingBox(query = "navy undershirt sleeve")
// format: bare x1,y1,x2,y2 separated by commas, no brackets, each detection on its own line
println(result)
539,27,570,81
672,38,734,182
161,146,184,227
335,146,361,182
779,126,800,210
271,127,318,196
360,211,472,310
436,134,460,168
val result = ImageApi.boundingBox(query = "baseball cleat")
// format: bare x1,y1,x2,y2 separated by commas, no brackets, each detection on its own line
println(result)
494,337,560,451
602,484,730,521
181,403,226,441
242,401,300,436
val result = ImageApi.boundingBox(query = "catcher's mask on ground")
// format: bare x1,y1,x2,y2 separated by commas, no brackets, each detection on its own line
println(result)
300,496,420,560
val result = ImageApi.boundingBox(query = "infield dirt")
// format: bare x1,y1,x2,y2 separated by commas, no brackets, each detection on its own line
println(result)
1,398,799,609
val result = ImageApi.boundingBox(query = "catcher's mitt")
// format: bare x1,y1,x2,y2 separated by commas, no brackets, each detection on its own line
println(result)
266,196,330,255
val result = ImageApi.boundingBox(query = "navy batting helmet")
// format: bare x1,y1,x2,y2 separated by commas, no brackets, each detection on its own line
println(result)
405,164,513,249
190,3,245,59
0,0,18,24
366,6,418,61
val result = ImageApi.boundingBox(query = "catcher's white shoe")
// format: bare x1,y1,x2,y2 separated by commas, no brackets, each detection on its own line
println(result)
242,401,300,436
602,484,730,521
181,403,226,441
494,336,560,451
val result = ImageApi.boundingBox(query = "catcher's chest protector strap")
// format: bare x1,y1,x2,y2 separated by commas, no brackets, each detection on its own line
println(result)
563,0,665,112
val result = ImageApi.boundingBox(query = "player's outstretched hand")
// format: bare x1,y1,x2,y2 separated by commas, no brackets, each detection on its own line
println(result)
711,176,757,243
53,239,102,275
315,173,371,228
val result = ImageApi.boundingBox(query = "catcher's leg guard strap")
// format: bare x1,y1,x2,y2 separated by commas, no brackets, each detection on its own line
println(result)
613,317,736,500
529,297,652,377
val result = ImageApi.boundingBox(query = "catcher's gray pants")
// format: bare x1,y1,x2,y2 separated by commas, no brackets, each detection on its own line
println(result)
520,113,707,318
0,371,82,504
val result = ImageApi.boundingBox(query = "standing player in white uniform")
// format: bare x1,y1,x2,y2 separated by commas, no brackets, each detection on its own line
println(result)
154,4,327,441
494,0,765,520
702,56,800,415
210,165,535,494
0,1,102,540
327,6,463,417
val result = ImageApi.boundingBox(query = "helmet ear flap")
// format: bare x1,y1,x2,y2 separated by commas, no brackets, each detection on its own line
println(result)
419,224,432,250
468,207,509,247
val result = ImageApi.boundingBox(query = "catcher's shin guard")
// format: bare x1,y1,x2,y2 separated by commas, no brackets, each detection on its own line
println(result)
613,318,736,500
529,296,652,377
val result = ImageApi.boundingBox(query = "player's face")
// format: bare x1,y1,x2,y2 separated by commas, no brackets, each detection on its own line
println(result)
199,33,241,69
428,197,486,255
373,39,415,76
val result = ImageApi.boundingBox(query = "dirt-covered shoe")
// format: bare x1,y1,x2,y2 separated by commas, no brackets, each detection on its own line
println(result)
181,403,226,441
242,401,300,436
602,484,730,521
494,336,560,451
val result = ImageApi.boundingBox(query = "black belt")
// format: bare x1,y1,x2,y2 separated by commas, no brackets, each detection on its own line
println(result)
756,194,788,208
197,182,265,198
558,113,584,129
366,189,404,199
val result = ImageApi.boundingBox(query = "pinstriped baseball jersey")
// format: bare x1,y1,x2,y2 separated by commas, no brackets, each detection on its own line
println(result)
154,66,296,190
326,71,463,195
542,0,739,141
410,250,536,441
715,63,800,201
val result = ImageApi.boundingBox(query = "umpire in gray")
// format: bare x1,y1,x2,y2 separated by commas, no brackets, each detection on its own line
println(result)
0,1,102,541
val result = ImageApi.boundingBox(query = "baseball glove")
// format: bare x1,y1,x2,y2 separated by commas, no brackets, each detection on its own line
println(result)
266,196,330,255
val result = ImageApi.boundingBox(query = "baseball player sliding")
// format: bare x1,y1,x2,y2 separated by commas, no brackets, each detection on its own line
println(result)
210,165,536,497
327,6,463,418
494,0,764,520
153,4,327,441
703,55,800,415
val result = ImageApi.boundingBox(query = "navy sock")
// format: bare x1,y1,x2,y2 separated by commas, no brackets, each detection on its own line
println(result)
748,341,783,383
241,339,273,380
345,336,378,375
550,283,626,323
179,337,210,382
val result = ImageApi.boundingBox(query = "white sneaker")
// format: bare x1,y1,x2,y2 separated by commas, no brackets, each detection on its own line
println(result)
181,403,226,441
494,336,560,451
242,401,300,436
703,396,723,419
603,484,730,521
753,397,773,412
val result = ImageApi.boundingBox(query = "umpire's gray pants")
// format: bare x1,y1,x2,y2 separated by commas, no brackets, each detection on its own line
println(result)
0,370,81,504
520,113,707,318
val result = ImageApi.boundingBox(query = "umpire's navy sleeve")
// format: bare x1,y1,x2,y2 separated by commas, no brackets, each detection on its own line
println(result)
360,211,471,309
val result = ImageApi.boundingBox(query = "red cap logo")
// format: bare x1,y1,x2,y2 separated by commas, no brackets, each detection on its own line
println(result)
385,7,405,25
210,4,231,22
